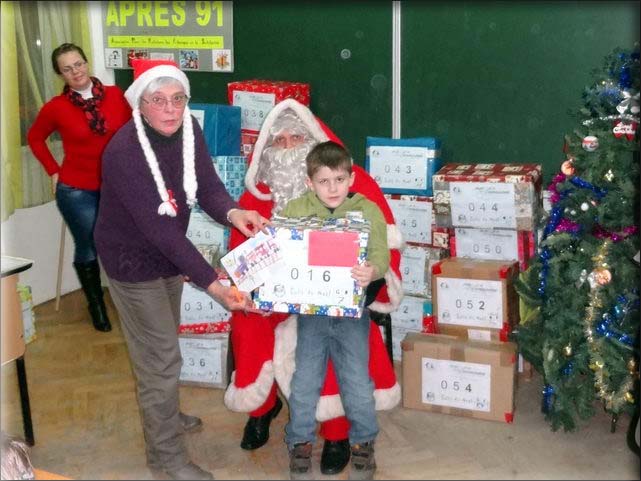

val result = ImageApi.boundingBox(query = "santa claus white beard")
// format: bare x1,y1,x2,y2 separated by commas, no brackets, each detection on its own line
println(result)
259,139,316,215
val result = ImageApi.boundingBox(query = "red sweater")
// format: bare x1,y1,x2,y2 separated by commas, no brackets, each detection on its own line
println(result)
27,85,132,190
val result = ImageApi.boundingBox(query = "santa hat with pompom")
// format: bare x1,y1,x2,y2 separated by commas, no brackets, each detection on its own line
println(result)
125,58,197,216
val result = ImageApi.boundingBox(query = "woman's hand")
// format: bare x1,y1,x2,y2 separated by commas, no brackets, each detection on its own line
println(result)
206,280,254,311
351,261,378,288
227,208,271,237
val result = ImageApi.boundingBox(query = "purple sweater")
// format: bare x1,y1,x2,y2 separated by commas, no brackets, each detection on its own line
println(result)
94,116,237,290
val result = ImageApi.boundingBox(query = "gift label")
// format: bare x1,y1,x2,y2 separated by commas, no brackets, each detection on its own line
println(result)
450,182,517,228
179,336,225,385
391,295,425,330
422,357,491,412
368,146,431,190
400,247,428,296
437,277,503,328
388,198,433,244
181,283,231,325
232,90,276,131
454,228,519,262
191,109,206,130
258,230,356,307
187,212,227,249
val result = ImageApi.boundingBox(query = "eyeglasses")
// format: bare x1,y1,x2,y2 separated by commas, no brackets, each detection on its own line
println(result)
141,94,190,110
60,61,87,75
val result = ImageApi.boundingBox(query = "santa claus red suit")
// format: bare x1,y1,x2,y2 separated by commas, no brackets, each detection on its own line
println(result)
224,99,403,448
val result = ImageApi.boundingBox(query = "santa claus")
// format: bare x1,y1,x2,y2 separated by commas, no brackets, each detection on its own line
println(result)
224,99,403,475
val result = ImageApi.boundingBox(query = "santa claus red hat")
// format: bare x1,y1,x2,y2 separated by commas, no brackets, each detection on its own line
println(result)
125,58,197,216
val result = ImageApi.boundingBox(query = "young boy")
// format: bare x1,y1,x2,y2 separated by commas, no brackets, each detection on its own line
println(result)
281,141,389,480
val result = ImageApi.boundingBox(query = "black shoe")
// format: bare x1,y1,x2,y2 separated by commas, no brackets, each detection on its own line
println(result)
320,438,350,475
73,260,112,332
240,397,283,450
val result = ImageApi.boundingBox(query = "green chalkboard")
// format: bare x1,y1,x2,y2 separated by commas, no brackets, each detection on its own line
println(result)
115,1,640,182
115,1,393,164
401,1,640,183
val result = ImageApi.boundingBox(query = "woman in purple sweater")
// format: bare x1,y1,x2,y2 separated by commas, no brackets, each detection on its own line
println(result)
94,59,268,480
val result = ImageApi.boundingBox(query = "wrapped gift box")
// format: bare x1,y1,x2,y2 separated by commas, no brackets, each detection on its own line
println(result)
431,226,451,249
179,333,230,389
178,282,231,335
190,103,241,157
402,332,517,423
389,295,434,362
384,194,434,247
17,284,36,344
449,228,536,271
212,156,247,201
228,80,311,132
400,245,449,299
432,163,542,231
365,137,442,196
253,216,369,318
185,210,229,265
432,258,520,342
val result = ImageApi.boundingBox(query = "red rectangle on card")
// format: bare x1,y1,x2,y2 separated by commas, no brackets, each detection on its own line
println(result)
308,231,359,267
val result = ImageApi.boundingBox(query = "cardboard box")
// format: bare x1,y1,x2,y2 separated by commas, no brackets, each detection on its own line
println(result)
252,216,369,317
366,137,442,196
178,282,231,335
432,258,519,341
433,163,542,231
401,332,517,423
449,228,536,271
179,333,229,389
400,245,449,299
190,103,241,156
384,194,434,247
228,80,311,132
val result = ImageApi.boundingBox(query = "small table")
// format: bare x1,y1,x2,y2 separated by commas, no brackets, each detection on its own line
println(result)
1,255,35,445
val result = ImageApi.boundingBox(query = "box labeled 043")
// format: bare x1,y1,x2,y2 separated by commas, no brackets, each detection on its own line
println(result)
432,258,519,342
401,332,517,423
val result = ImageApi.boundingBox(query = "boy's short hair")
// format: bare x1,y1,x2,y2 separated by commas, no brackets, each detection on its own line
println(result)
305,141,352,178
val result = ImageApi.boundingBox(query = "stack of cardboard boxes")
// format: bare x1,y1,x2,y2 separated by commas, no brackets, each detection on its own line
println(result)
400,162,542,423
364,137,445,361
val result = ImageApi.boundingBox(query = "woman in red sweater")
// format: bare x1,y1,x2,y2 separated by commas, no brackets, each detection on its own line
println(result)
27,43,131,332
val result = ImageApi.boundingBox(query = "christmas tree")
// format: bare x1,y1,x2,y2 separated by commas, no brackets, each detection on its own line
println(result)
515,45,640,432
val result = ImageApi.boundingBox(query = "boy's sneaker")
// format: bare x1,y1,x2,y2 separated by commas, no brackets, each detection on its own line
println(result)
349,441,376,480
289,442,313,480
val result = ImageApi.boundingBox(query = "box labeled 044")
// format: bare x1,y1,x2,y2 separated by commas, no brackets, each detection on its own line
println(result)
432,163,542,231
432,257,519,342
250,216,370,318
401,332,517,423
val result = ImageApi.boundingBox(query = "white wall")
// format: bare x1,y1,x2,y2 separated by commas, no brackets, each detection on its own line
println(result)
0,2,110,306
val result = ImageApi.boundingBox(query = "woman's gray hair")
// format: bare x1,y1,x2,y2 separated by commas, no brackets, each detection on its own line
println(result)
140,77,185,105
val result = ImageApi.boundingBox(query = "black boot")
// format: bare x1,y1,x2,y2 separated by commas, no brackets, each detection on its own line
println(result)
73,260,112,332
240,397,283,450
320,438,350,475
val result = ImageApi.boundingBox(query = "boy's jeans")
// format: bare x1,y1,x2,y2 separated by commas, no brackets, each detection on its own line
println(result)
285,309,378,448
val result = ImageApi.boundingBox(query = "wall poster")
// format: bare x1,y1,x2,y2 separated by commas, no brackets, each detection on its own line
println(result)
102,1,233,72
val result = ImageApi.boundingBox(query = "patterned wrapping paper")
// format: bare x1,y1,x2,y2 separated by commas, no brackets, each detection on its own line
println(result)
253,215,370,318
212,155,247,201
432,163,542,231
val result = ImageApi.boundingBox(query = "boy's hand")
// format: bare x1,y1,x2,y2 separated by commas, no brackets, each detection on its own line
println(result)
351,261,377,288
